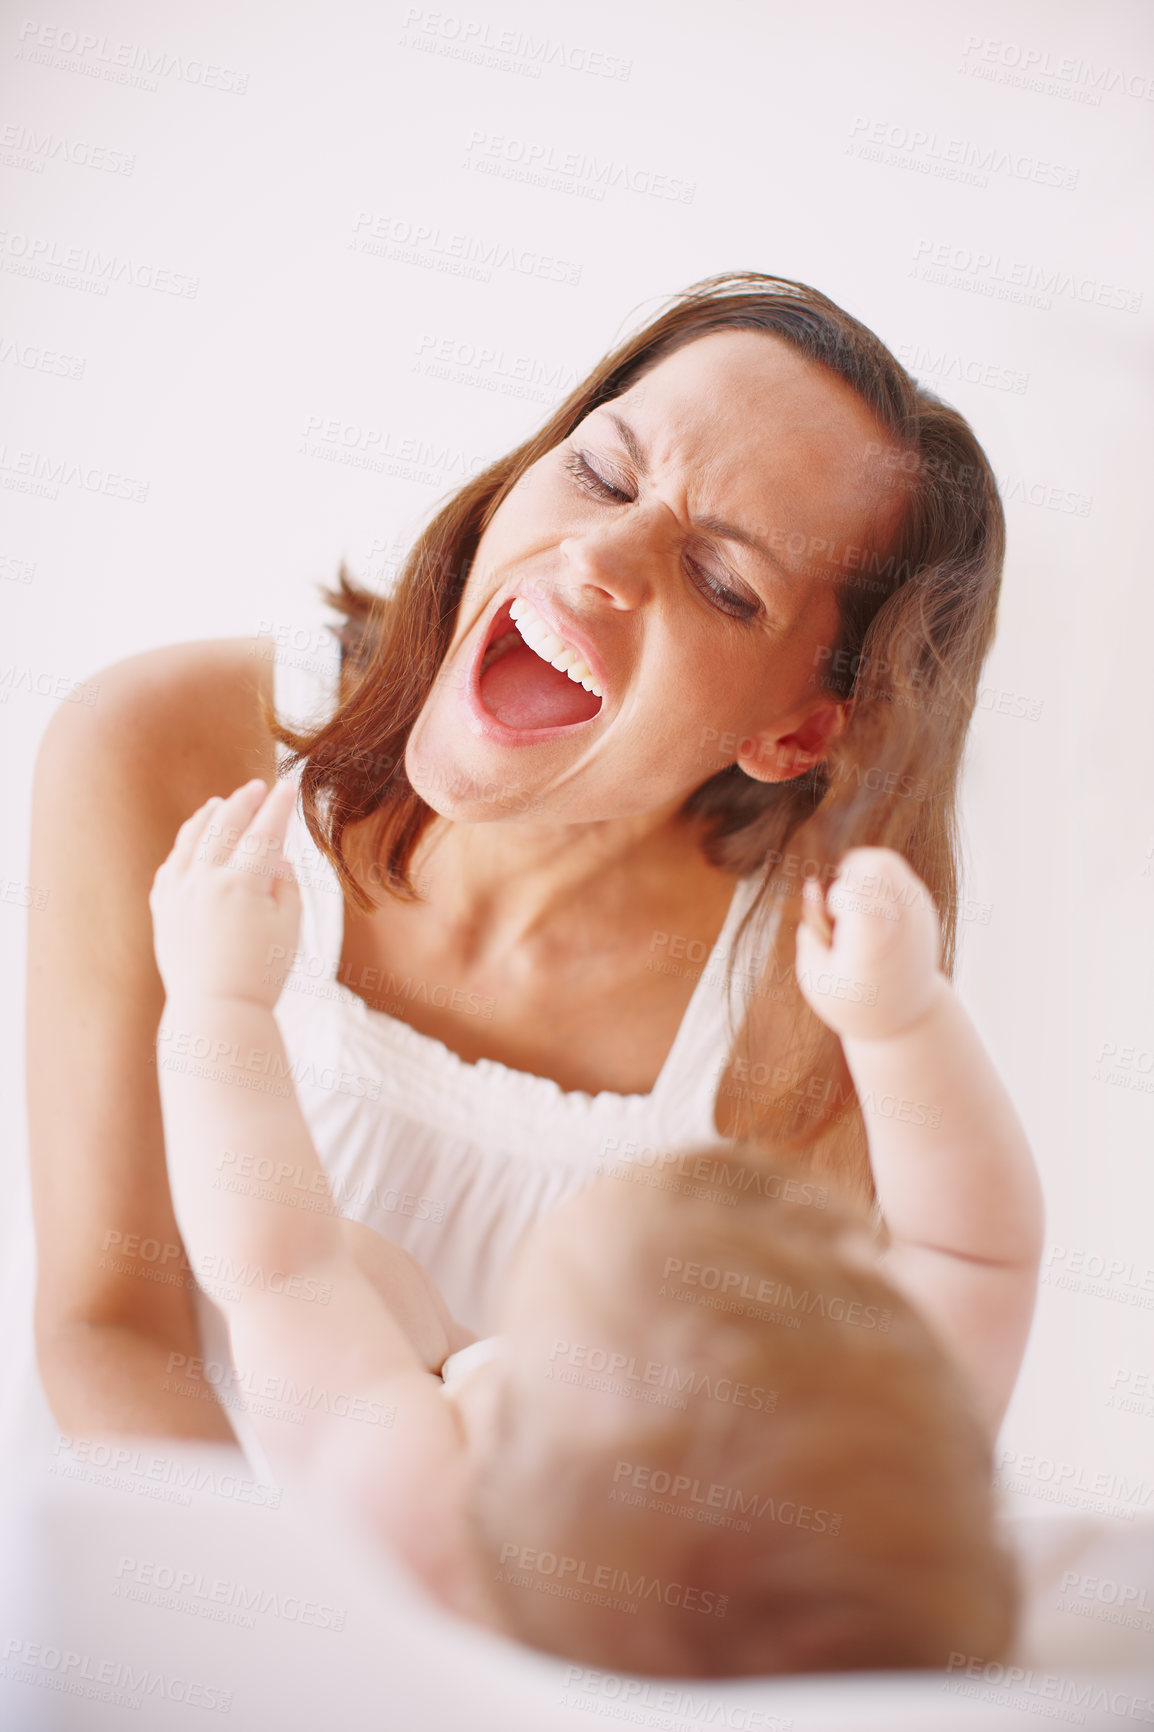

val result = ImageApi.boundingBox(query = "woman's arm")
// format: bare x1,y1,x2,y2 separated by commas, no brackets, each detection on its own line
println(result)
796,848,1044,1433
25,637,278,1437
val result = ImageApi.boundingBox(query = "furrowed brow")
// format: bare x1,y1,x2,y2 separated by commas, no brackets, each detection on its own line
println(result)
605,410,647,474
603,410,795,590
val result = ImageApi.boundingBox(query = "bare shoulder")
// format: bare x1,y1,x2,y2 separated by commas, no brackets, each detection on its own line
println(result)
36,631,279,804
25,632,286,1361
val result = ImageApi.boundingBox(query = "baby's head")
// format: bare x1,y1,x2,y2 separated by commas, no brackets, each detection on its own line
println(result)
464,1144,1016,1676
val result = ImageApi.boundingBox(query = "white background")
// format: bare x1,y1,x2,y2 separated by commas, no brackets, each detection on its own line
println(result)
2,0,1152,1523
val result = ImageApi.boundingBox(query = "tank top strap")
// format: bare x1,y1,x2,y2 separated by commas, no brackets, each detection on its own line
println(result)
268,622,344,755
269,623,346,987
647,871,770,1143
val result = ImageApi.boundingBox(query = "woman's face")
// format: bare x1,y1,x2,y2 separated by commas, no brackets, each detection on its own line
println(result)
405,328,902,827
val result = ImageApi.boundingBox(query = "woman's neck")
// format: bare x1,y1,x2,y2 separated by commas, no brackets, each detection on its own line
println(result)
407,803,727,966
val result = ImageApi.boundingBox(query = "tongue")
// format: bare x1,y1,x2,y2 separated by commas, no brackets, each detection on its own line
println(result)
480,641,601,730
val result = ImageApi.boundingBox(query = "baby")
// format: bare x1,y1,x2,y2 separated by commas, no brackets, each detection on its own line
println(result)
149,777,1043,1677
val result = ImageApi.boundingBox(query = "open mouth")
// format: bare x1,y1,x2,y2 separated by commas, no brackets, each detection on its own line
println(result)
475,598,604,732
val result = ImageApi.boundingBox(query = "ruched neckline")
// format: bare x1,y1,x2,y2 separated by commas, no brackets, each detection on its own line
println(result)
320,869,758,1119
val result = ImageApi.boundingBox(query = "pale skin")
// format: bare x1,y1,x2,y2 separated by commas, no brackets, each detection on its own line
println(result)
25,327,1034,1437
342,330,902,1096
147,777,1042,1621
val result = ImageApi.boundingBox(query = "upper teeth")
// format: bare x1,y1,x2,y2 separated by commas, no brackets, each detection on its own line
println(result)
508,597,602,698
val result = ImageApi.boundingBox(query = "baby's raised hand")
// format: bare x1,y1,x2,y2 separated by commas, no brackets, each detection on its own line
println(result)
149,778,301,1008
794,846,943,1041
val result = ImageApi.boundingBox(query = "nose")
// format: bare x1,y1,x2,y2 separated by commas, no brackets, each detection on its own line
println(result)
559,509,667,610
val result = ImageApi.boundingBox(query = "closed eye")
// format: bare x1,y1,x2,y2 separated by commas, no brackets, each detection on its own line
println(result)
564,448,631,503
561,447,761,623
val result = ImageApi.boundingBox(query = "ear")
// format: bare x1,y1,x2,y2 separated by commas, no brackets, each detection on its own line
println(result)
735,700,851,784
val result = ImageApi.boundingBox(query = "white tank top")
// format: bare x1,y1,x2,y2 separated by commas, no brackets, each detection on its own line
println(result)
268,627,766,1335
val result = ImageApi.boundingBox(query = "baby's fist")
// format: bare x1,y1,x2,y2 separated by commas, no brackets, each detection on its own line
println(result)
149,778,301,1009
795,846,943,1041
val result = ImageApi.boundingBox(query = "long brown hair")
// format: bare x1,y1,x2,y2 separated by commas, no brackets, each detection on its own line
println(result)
265,272,1005,1198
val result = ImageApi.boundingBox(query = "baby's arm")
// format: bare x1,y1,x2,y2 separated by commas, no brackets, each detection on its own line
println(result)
148,778,465,1542
796,848,1044,1433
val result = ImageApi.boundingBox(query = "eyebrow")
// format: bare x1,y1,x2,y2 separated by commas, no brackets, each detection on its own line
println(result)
603,410,796,590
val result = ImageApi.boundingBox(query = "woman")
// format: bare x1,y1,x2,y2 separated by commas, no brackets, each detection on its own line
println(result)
26,271,1004,1440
